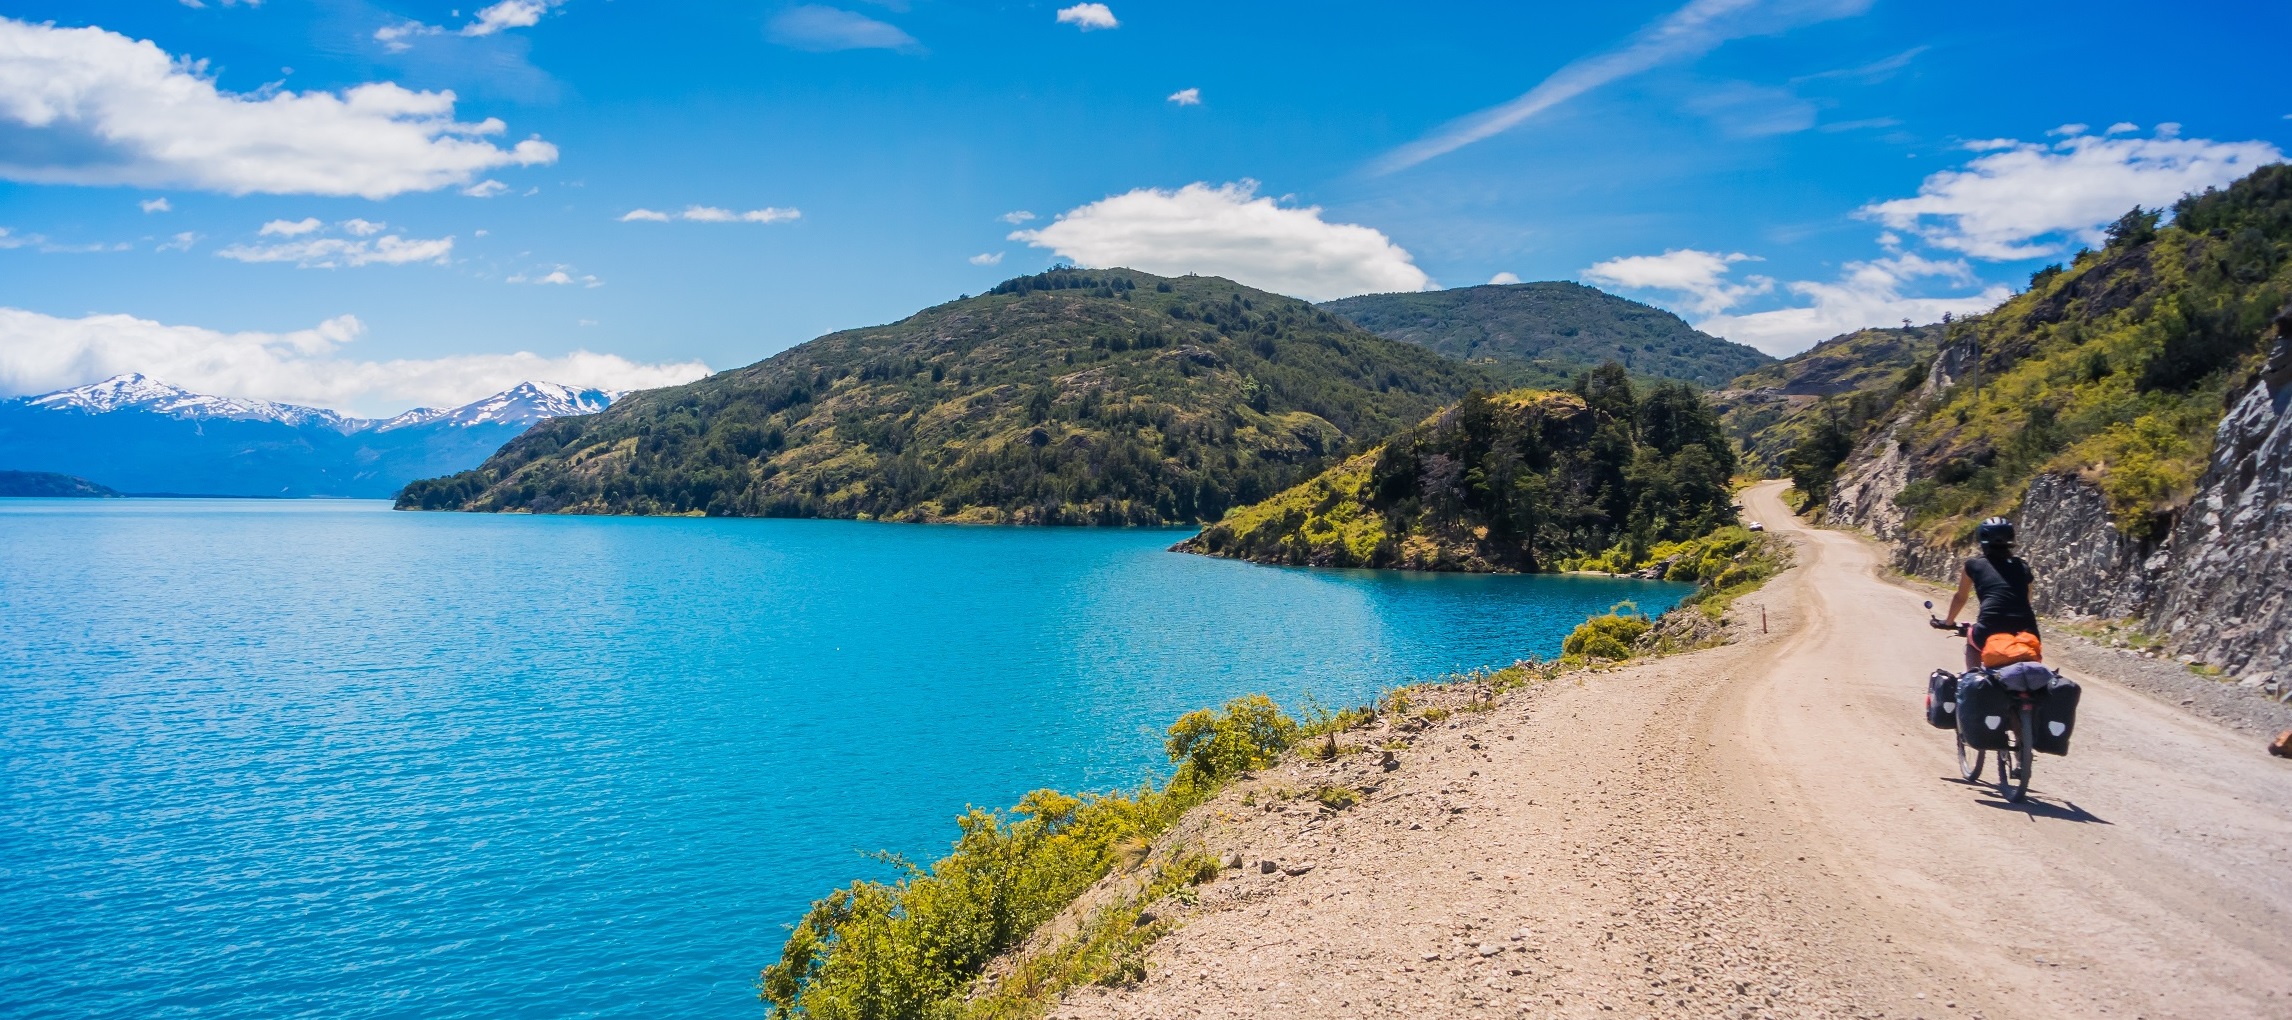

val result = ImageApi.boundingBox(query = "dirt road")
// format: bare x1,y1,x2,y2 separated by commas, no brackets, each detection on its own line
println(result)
1053,481,2292,1020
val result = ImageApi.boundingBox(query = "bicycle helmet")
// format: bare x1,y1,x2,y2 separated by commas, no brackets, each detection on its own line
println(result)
1976,516,2015,547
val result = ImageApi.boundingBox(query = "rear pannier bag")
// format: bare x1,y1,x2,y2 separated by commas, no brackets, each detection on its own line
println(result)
1955,671,2014,751
1925,669,1959,730
2032,675,2082,756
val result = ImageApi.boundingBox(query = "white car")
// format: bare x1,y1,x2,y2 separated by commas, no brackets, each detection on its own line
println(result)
1747,521,1765,532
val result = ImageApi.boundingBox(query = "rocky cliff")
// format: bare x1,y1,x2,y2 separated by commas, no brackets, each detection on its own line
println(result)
1830,313,2292,688
2139,325,2292,680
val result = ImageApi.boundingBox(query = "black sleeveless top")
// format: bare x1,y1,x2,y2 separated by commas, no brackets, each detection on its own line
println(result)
1964,553,2038,634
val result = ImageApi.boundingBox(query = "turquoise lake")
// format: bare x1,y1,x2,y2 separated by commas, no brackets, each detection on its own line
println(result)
0,499,1689,1019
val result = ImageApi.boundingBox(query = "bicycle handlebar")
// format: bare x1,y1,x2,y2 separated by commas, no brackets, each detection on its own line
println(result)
1928,617,1970,636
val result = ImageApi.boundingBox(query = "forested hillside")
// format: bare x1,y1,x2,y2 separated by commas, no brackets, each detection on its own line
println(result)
1179,364,1738,571
398,269,1489,522
1714,325,1943,480
1322,281,1773,388
1822,163,2292,545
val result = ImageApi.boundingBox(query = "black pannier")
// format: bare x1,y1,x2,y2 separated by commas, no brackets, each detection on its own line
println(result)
2032,674,2082,756
1955,670,2014,751
1925,669,1959,730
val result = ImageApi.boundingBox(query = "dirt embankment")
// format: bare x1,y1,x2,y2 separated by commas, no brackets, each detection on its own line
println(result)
1039,481,2292,1020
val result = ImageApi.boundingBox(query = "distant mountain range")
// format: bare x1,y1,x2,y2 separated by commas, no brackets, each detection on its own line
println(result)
1322,281,1774,389
0,374,617,497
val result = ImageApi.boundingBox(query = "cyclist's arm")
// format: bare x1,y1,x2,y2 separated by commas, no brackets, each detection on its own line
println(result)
1943,570,1973,624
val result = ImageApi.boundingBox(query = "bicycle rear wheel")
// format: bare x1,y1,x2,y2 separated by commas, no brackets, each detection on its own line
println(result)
1956,731,1984,782
1997,708,2033,803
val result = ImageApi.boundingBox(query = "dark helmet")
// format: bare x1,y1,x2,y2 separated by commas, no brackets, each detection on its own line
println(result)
1977,516,2016,547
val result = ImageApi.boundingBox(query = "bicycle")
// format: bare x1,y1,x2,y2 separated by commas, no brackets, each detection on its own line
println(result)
1925,601,2036,803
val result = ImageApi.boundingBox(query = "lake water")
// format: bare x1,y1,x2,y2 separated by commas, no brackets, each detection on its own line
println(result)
0,499,1687,1020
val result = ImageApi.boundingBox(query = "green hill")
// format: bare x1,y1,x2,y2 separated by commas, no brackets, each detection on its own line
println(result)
1177,364,1738,571
398,269,1492,523
0,470,121,497
1812,162,2292,541
1320,281,1774,389
1715,325,1943,476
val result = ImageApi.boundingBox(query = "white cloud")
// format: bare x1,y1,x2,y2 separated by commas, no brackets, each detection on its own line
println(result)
377,0,562,49
1056,3,1119,30
462,0,555,36
969,252,1004,266
623,205,801,224
1375,0,1871,173
260,217,324,236
1488,272,1522,285
218,233,453,268
0,228,24,249
1167,87,1201,106
1699,255,2009,355
0,18,557,198
1596,249,2007,356
768,6,921,52
139,197,171,213
373,20,442,51
1583,249,1772,316
0,306,707,416
1000,210,1036,224
462,178,508,198
2104,121,2138,135
339,218,386,237
2048,123,2088,136
508,265,602,287
157,231,198,252
1011,180,1433,302
1860,128,2284,259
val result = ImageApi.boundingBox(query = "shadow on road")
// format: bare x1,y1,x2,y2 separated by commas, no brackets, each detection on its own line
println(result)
1976,795,2113,824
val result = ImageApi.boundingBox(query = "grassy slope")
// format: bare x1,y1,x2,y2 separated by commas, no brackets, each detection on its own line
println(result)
1886,164,2291,543
1321,281,1775,389
399,269,1492,523
1715,325,1942,475
1180,372,1738,572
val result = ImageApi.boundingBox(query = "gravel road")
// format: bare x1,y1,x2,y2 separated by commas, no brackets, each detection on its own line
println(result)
1049,481,2292,1020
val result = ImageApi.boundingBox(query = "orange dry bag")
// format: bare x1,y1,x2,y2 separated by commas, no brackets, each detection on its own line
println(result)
1980,631,2043,667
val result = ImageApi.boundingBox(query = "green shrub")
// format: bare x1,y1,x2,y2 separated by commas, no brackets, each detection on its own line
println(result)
1562,604,1653,661
761,696,1301,1020
1164,694,1298,788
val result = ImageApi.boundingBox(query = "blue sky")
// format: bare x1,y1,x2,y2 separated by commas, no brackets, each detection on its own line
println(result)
1,0,2286,414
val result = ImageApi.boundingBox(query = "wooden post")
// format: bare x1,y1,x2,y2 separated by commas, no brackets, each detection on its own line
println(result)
1762,605,1769,634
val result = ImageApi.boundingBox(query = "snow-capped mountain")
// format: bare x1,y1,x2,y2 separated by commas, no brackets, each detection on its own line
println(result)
1,375,626,497
26,373,369,432
372,382,617,432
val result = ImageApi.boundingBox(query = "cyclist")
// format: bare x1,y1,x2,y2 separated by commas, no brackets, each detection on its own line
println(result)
1941,517,2040,672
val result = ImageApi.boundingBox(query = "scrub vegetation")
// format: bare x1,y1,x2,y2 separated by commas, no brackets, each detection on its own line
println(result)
1180,365,1739,572
1768,163,2292,541
758,694,1324,1020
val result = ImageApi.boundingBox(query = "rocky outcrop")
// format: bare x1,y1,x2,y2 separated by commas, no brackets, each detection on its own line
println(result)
1831,318,2292,679
2014,472,2157,620
1828,334,1980,551
2139,327,2292,676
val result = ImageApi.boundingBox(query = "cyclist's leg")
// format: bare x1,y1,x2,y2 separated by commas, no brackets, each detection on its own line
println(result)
1963,630,1984,672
